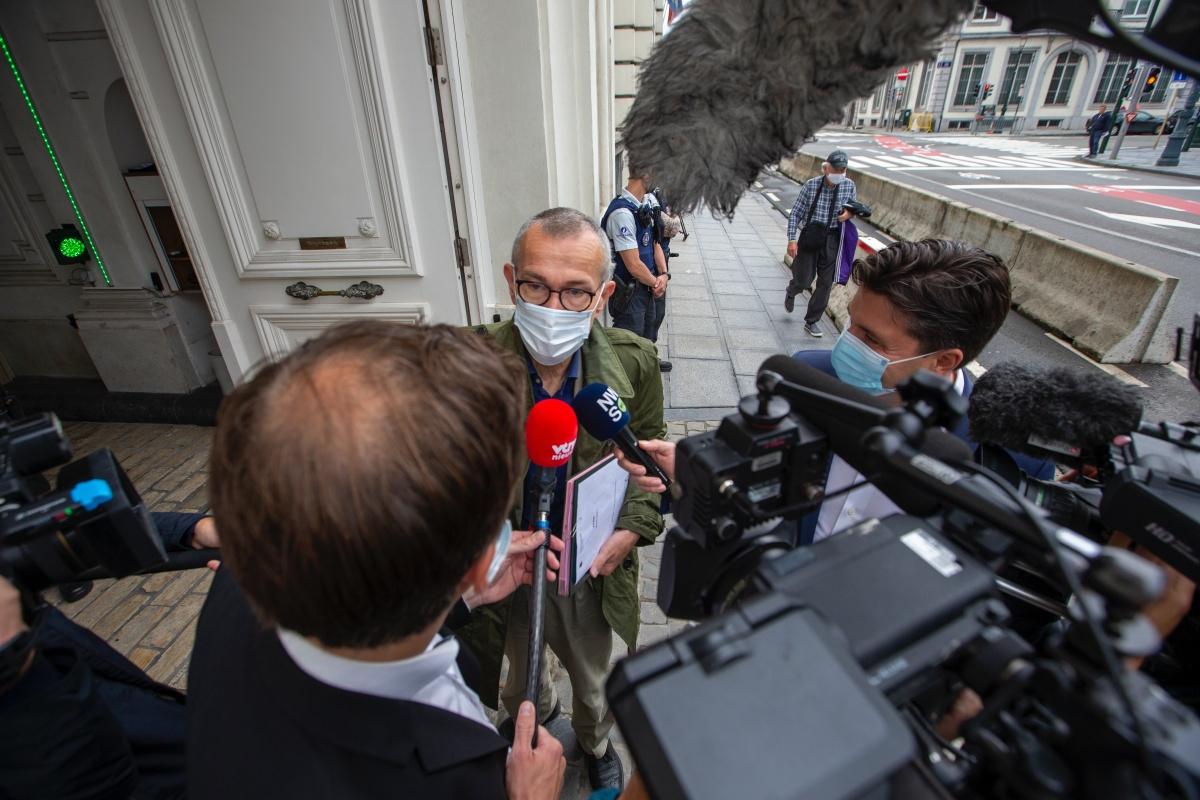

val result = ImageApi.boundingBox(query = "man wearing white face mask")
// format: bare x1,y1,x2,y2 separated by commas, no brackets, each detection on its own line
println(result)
470,207,666,792
791,239,1054,544
785,149,858,337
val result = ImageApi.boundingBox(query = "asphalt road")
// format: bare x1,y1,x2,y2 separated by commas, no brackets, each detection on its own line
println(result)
793,131,1200,347
754,153,1200,423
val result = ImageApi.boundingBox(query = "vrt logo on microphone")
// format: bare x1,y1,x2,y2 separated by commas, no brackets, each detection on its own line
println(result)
597,387,627,422
551,441,576,463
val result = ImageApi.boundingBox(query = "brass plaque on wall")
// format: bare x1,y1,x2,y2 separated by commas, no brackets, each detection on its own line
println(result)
298,236,347,250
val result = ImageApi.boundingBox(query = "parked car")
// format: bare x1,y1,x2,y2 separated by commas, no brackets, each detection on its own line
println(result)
1165,108,1195,135
1110,110,1166,134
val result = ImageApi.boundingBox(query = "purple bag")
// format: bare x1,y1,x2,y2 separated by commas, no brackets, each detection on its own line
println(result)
836,220,859,285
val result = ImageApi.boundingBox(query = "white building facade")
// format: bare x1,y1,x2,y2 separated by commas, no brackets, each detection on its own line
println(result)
0,0,664,397
850,1,1184,134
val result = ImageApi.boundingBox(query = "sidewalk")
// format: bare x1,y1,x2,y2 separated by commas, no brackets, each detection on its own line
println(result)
47,422,214,690
659,190,835,421
1080,143,1200,178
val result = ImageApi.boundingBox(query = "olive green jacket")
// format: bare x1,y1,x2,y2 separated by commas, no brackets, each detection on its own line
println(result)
459,319,666,707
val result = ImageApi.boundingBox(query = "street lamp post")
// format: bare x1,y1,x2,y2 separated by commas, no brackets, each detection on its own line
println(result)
1157,79,1199,167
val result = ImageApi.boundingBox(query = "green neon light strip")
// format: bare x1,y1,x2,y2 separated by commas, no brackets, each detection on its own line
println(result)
0,31,111,286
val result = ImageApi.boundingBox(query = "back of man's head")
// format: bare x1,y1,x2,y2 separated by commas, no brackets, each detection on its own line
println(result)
209,321,526,648
852,239,1010,366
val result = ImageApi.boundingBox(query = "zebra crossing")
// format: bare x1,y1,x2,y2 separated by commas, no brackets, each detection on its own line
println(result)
916,136,1084,159
812,132,1103,172
847,151,1099,171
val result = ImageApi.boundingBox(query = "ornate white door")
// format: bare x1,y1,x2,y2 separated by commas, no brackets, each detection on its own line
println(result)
101,0,469,380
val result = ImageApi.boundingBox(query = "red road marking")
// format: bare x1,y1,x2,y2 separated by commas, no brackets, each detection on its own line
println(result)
873,135,947,158
1076,185,1200,216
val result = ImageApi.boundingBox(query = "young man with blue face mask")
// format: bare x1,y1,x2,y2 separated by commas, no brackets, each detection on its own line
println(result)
794,239,1053,543
470,207,666,792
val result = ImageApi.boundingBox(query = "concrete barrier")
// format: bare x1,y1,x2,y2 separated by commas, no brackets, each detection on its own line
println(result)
777,153,1178,363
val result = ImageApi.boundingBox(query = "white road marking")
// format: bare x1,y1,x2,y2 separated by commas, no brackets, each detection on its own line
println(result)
1044,333,1149,387
765,191,780,203
943,184,1200,190
1166,361,1190,379
858,234,890,253
753,181,764,189
965,360,987,378
957,172,1001,180
1090,171,1130,178
1087,208,1200,229
906,179,1200,259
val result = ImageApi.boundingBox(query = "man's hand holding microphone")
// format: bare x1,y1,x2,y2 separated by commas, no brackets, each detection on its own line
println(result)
613,439,675,495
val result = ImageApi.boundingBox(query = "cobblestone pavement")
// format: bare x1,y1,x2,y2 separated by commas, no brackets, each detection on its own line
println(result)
47,421,214,690
48,417,720,797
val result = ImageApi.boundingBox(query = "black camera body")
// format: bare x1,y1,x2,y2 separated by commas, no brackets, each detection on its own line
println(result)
1100,424,1200,583
673,398,827,548
607,366,1200,800
0,413,164,593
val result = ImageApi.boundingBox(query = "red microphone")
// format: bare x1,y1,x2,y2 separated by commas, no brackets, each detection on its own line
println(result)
521,399,577,726
525,398,578,468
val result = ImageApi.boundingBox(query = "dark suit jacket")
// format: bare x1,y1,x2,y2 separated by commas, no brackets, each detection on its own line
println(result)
792,350,1054,543
0,512,205,800
187,569,510,799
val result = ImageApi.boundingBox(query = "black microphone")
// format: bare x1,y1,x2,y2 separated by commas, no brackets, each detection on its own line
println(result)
757,355,972,517
573,383,672,489
968,363,1143,463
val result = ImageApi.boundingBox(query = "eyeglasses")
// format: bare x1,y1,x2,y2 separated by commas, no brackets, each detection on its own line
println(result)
515,280,598,312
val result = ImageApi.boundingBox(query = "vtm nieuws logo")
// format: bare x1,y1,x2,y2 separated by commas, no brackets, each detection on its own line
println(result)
551,441,576,463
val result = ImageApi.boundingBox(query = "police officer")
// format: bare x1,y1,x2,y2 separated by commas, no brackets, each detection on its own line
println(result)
601,165,671,372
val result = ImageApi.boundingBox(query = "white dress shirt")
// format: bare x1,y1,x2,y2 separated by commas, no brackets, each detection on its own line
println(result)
815,369,965,541
277,628,494,730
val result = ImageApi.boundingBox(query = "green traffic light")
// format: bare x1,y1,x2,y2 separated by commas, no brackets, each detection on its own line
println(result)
58,236,85,260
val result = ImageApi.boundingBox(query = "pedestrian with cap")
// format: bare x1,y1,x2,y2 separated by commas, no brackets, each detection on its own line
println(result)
784,149,858,337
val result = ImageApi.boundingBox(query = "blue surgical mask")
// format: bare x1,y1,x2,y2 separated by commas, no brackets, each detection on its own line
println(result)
830,329,934,394
485,519,513,585
826,172,847,185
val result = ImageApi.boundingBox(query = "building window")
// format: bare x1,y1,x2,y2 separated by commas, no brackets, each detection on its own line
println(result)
948,120,972,130
970,3,999,21
1093,53,1134,104
953,52,989,106
1036,119,1063,128
1043,51,1082,105
872,82,886,111
916,60,934,108
1122,0,1153,16
999,49,1036,107
1140,65,1169,103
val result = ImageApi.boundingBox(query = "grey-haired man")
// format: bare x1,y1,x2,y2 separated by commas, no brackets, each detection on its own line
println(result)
785,149,857,337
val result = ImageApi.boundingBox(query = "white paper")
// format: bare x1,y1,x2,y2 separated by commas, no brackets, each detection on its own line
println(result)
563,455,629,592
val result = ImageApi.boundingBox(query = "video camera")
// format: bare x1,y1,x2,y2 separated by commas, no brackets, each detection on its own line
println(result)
606,356,1200,800
0,413,167,593
974,315,1200,586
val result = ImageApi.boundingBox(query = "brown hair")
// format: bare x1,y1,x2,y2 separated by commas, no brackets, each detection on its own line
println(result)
209,321,526,647
851,239,1011,366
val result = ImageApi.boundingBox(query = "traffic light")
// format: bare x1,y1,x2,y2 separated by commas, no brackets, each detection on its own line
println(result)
46,223,89,265
1142,66,1161,95
1121,67,1137,95
982,83,994,99
969,81,981,103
